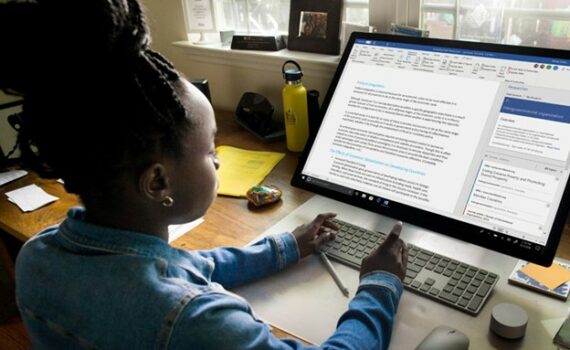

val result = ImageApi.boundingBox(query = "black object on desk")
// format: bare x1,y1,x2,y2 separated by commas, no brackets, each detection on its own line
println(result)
231,35,286,51
190,79,212,103
235,92,284,142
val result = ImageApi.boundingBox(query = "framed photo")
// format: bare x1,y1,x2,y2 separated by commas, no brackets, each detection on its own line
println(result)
182,0,216,32
287,0,341,55
182,0,218,44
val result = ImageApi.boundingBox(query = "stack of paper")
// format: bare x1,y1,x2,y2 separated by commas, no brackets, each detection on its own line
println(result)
5,184,59,212
216,145,285,197
168,217,204,243
0,169,28,186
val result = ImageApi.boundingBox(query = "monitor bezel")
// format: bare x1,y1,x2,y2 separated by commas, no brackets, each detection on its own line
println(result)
291,32,570,267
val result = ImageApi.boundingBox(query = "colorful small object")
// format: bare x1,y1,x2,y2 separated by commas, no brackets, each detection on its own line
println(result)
246,185,282,207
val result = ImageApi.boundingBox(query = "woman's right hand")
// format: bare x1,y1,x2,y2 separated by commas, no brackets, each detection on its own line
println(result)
360,222,408,281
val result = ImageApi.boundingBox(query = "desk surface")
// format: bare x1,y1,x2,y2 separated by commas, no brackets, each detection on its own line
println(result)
1,110,570,344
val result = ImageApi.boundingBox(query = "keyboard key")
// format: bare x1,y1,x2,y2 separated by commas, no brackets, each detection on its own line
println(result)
417,252,432,261
439,292,458,303
475,272,486,281
471,279,481,287
409,264,422,273
405,271,418,280
468,296,483,311
477,284,491,297
415,259,427,267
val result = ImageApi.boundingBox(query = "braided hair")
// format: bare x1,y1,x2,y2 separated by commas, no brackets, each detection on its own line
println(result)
0,0,194,201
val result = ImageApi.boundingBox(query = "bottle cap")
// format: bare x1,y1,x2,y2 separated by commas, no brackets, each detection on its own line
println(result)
282,60,303,82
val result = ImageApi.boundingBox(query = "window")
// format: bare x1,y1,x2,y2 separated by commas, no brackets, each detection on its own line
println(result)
214,0,290,34
420,0,570,49
213,0,369,35
187,1,569,49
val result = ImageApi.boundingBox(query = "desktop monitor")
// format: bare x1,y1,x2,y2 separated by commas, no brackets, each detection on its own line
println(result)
292,32,570,267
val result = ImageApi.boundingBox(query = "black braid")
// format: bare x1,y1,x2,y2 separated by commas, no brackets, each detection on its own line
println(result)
0,0,196,200
134,50,187,130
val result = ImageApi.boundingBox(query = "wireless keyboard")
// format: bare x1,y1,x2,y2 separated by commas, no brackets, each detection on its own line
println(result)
321,218,499,315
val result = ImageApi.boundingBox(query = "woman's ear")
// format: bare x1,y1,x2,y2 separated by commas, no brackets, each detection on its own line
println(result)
138,163,170,202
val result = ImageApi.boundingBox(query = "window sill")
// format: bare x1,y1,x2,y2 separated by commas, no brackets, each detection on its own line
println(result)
172,41,341,79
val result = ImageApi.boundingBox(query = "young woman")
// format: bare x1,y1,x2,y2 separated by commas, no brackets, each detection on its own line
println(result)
0,1,407,349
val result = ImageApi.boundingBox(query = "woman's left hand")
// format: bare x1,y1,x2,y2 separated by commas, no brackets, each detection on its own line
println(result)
292,213,338,258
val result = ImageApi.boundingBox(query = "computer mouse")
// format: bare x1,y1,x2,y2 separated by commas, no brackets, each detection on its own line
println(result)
415,325,470,350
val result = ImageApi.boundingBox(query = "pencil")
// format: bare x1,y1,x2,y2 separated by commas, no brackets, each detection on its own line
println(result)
319,251,350,297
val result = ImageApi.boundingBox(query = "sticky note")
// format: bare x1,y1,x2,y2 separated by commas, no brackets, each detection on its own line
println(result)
521,262,570,290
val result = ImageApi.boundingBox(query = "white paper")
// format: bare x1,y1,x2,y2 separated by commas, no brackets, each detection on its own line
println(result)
0,169,28,186
6,184,58,212
185,0,214,31
168,217,204,243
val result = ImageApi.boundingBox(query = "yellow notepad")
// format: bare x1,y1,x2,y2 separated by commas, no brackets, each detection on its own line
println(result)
216,145,285,197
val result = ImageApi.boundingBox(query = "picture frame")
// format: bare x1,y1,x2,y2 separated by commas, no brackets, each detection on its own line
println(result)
287,0,341,55
182,0,218,44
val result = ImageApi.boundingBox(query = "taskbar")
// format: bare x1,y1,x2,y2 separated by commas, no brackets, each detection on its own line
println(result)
298,174,545,254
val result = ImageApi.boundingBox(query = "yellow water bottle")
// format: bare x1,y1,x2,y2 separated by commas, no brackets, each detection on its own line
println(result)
282,60,309,152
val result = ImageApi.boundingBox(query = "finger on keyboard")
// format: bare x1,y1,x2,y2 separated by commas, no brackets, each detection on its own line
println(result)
384,221,403,243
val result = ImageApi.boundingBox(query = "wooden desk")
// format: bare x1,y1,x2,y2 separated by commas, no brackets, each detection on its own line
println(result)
1,110,570,344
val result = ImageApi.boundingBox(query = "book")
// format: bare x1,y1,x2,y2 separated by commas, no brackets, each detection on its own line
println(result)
508,258,570,300
554,313,570,349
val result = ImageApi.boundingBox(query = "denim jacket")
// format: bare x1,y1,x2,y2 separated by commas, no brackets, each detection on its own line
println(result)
16,208,403,350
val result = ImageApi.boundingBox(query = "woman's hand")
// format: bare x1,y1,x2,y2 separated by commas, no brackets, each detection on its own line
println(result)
360,222,408,281
292,213,338,258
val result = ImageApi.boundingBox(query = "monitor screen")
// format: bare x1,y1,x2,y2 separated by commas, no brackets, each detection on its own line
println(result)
292,32,570,266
